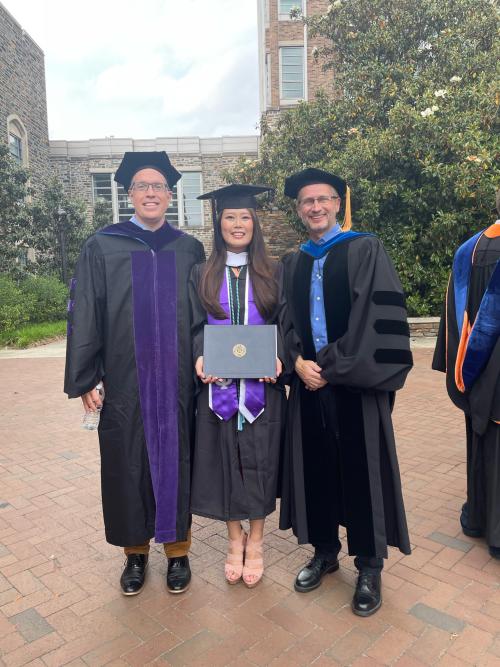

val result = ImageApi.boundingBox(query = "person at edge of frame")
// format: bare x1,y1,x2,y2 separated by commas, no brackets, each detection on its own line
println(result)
279,167,413,616
433,189,500,560
64,151,205,596
189,184,288,588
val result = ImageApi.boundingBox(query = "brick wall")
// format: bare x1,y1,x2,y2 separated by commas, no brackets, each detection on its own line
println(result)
306,0,335,101
0,3,50,191
262,0,333,119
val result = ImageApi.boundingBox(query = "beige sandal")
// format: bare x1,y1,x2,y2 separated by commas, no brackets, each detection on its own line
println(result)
242,537,264,588
225,529,247,584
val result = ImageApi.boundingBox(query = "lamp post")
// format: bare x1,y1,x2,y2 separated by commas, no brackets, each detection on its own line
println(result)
57,205,68,285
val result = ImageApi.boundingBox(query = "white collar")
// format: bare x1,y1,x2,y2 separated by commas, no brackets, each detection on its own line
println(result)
226,251,248,267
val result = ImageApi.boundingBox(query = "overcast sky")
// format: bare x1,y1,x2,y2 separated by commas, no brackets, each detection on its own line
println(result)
3,0,260,141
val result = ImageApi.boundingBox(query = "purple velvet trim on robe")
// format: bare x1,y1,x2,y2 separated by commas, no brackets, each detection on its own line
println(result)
131,250,179,543
99,221,183,252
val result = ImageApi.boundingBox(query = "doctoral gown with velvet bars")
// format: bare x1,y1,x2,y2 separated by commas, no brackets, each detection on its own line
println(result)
188,262,288,522
432,231,500,548
64,221,205,547
279,234,412,557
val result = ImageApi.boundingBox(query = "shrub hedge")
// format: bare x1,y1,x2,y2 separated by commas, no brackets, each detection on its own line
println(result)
0,274,67,334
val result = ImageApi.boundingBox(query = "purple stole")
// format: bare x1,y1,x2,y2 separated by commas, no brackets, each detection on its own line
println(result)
208,268,266,423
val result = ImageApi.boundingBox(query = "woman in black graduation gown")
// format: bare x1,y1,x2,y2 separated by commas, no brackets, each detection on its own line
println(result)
189,184,287,587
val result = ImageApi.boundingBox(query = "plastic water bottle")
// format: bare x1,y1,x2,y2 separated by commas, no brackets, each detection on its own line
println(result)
82,382,104,431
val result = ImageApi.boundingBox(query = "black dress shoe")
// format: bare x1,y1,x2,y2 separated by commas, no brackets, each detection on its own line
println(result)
294,556,339,593
460,503,483,538
120,554,148,596
352,572,382,617
166,555,191,594
489,546,500,559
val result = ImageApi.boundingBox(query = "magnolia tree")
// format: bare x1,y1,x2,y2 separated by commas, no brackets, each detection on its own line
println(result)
230,0,499,314
30,179,94,285
0,145,96,285
0,144,32,277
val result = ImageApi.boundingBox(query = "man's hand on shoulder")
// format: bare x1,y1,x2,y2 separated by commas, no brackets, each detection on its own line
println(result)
295,355,327,391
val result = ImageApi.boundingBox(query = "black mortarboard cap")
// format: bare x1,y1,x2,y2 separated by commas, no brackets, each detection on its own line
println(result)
284,167,347,199
198,184,274,224
114,151,181,190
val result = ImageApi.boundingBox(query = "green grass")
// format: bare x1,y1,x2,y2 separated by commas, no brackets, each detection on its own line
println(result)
0,320,66,348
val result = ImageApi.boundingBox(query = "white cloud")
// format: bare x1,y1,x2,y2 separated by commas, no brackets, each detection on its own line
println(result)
2,0,259,139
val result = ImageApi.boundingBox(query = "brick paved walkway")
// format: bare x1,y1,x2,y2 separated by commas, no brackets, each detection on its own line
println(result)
0,349,499,666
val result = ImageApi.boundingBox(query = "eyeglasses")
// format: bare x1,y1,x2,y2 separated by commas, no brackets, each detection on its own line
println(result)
298,195,340,208
131,182,170,193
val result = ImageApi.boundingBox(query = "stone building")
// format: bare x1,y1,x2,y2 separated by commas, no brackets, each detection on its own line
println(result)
49,135,299,255
257,0,333,126
0,2,50,191
0,1,300,257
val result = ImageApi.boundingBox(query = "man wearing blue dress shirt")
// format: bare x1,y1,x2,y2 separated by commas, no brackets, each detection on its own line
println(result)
280,168,412,617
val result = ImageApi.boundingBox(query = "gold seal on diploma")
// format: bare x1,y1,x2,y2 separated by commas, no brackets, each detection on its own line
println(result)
232,343,247,358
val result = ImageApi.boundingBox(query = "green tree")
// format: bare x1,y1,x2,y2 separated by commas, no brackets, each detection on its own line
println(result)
0,144,32,277
232,0,499,314
92,197,113,231
30,179,95,285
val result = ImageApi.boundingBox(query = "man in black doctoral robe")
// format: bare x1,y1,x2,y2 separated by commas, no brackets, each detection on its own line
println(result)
280,168,412,616
432,192,500,559
65,152,205,595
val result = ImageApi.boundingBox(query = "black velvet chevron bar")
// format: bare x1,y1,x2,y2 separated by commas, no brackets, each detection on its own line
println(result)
374,349,413,365
374,319,410,336
372,291,406,308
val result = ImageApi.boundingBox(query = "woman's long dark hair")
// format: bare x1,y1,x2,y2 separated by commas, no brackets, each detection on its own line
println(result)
198,209,278,320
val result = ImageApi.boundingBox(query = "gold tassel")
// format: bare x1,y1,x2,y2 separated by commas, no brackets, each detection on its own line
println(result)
342,185,352,230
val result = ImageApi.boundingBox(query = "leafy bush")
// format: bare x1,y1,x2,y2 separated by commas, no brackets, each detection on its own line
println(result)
20,275,68,324
0,275,33,333
0,274,68,335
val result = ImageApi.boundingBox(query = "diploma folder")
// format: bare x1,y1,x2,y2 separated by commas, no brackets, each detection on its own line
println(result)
203,325,277,379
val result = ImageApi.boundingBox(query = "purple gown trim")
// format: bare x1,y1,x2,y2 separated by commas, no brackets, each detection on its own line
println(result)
208,269,265,421
131,250,179,543
99,221,183,253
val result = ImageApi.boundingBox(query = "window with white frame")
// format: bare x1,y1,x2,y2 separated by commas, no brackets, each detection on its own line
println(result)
92,171,203,227
265,52,272,108
7,115,28,166
179,172,203,226
280,46,304,101
92,173,132,224
278,0,303,19
9,133,22,162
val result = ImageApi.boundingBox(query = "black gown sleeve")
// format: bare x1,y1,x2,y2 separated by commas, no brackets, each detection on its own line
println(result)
188,263,207,363
316,237,413,391
64,237,106,398
281,252,304,368
272,261,294,382
432,295,448,373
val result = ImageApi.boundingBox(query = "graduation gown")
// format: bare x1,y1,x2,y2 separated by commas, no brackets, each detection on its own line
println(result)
280,234,412,557
189,263,287,521
433,229,500,548
64,221,205,547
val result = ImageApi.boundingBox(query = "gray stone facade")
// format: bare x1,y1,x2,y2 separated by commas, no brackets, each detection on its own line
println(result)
0,2,303,259
0,2,50,191
49,136,267,251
